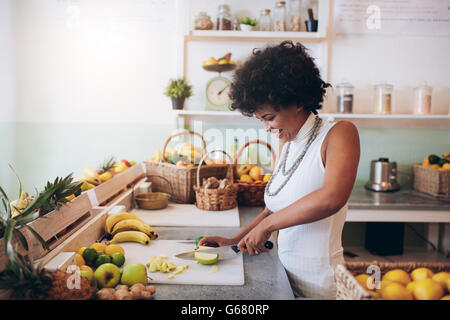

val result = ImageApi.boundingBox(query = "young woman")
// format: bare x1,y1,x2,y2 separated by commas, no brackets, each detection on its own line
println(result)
199,41,360,299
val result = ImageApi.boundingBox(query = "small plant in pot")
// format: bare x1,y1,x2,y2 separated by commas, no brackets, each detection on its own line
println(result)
164,78,193,110
239,17,257,31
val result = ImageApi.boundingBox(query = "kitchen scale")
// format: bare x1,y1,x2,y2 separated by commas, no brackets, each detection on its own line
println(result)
203,63,236,111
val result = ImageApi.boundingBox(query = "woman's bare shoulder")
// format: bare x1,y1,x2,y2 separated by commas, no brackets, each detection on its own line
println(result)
327,120,359,141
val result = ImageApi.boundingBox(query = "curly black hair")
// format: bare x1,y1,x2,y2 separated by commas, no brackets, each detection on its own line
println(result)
230,41,330,117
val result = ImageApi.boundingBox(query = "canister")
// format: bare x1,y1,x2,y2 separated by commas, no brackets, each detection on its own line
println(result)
373,83,393,114
413,83,432,115
336,82,354,113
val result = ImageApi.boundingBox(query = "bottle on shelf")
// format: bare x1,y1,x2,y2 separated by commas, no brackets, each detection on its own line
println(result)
193,12,214,30
216,4,233,31
259,8,272,31
288,0,302,31
273,1,287,32
301,0,318,32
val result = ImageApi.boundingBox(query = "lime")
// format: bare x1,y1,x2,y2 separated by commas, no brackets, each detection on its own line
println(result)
195,236,204,246
110,252,125,267
82,247,98,265
194,251,218,265
94,254,111,268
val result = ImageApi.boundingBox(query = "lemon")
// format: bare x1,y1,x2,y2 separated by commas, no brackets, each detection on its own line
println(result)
406,281,417,295
105,244,125,256
80,265,94,273
249,166,264,181
442,163,450,170
381,282,413,300
240,174,253,183
413,279,444,300
237,164,254,178
90,242,106,253
194,251,219,265
77,246,87,255
411,267,434,281
75,253,86,267
430,164,441,170
431,272,450,292
263,174,272,183
382,269,411,286
447,278,450,292
355,274,375,291
441,295,450,300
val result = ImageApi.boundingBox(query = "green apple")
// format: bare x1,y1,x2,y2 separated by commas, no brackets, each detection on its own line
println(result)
110,252,125,267
94,263,121,288
94,254,111,268
218,59,228,65
194,251,219,265
120,264,148,286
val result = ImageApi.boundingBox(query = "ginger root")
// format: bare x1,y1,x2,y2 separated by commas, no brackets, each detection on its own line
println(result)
96,284,155,300
96,288,115,300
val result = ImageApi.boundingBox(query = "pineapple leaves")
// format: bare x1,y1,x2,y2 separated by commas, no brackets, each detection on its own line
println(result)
3,219,17,262
13,228,29,251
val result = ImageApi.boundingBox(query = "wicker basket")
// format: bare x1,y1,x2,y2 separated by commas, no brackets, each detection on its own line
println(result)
233,139,277,206
145,130,229,203
412,163,450,198
194,150,238,211
335,261,450,300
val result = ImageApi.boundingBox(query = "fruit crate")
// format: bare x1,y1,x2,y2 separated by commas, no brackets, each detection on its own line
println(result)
335,261,450,300
0,192,95,271
93,162,146,206
412,163,450,198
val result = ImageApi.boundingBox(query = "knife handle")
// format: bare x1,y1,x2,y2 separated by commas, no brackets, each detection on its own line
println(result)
231,241,273,253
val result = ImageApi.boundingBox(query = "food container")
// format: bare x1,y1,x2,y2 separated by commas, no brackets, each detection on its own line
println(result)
413,83,432,115
336,82,354,113
216,4,233,30
373,83,393,114
288,0,302,31
273,1,287,31
135,192,170,210
259,9,272,31
194,12,214,30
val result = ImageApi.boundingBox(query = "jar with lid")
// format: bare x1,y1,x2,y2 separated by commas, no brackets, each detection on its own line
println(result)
288,0,302,31
373,83,393,114
273,1,287,31
413,83,432,115
336,82,354,113
194,12,213,30
216,4,233,31
259,8,272,31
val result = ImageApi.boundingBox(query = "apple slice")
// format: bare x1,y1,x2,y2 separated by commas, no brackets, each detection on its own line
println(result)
194,251,219,265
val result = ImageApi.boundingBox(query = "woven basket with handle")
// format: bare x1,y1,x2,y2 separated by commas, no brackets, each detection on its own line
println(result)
412,163,450,198
193,150,238,211
335,261,450,300
145,130,229,203
233,139,277,206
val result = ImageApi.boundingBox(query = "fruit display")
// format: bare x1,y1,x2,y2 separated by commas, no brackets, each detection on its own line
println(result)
354,267,450,300
9,191,35,218
77,156,136,192
146,254,189,279
201,52,236,66
421,153,450,170
104,211,158,243
236,164,272,184
148,142,215,166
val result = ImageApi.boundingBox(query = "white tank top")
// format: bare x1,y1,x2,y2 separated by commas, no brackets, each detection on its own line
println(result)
264,113,347,299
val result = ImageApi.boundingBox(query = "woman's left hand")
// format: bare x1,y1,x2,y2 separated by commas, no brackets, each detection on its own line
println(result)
237,222,272,256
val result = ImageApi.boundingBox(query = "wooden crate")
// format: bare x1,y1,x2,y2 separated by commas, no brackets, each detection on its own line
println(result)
335,261,450,300
0,192,94,271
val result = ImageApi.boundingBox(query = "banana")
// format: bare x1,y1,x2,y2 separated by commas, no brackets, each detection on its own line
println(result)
105,212,144,234
107,231,151,245
111,219,158,240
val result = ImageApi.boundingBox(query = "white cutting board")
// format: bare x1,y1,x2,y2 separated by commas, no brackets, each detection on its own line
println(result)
119,240,244,286
130,203,240,227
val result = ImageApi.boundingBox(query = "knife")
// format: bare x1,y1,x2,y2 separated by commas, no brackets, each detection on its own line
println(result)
175,241,274,261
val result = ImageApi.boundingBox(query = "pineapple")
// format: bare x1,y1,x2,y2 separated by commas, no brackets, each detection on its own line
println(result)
38,173,83,215
0,253,93,300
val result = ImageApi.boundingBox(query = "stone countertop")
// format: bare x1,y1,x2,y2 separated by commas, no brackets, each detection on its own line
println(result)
349,186,450,210
152,206,295,300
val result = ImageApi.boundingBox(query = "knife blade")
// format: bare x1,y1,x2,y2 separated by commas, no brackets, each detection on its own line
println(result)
175,240,274,261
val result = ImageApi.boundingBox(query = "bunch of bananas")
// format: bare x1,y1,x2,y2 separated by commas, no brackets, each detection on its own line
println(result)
10,191,35,218
105,212,158,245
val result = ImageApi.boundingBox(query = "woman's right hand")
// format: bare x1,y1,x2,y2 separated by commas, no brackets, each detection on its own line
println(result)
198,236,237,248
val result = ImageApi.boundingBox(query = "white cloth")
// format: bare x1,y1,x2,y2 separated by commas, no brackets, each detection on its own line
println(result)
264,113,347,299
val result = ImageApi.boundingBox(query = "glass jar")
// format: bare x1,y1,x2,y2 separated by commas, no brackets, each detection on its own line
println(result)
288,0,302,31
273,1,287,32
374,83,393,114
336,82,354,113
194,12,213,30
259,8,272,31
216,4,233,31
413,83,432,115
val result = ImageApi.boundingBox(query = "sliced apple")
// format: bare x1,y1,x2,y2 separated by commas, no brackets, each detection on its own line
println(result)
194,251,219,265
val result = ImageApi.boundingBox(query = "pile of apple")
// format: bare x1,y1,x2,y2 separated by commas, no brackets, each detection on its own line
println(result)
75,243,155,300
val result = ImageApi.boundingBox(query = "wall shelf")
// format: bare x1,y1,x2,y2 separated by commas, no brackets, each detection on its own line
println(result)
186,30,326,42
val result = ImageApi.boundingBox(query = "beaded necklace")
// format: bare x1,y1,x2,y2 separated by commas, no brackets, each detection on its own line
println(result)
265,116,322,197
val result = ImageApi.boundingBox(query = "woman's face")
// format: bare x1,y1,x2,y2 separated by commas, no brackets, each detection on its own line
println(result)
254,104,306,143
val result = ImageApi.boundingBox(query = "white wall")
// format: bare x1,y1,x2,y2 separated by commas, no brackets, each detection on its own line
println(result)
0,0,13,121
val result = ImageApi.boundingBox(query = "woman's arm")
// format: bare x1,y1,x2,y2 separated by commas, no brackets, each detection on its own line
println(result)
238,121,360,254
